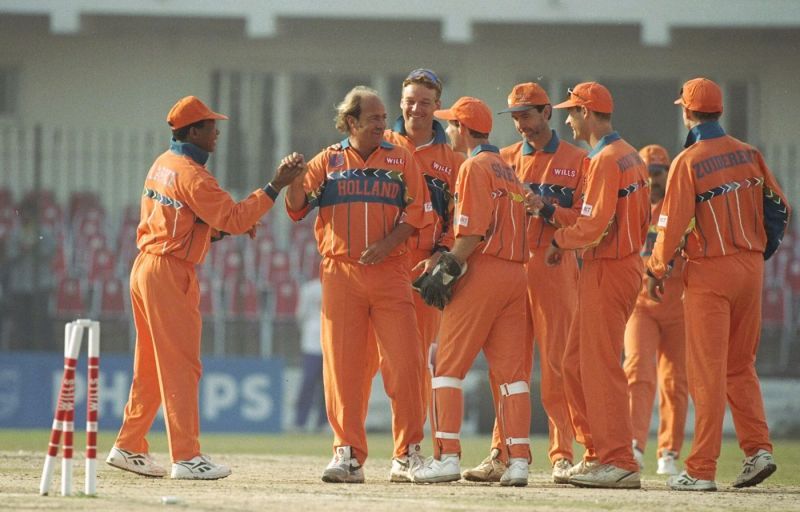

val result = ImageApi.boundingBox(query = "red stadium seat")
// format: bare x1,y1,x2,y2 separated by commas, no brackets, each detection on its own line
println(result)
87,246,116,282
226,279,261,320
272,280,299,321
93,276,127,318
786,257,800,294
762,287,786,328
265,250,292,285
52,276,88,317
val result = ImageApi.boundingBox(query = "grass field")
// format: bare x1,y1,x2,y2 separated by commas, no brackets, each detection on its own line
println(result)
2,429,799,511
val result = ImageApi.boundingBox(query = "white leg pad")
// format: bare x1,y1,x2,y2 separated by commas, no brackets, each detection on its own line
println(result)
499,381,529,396
435,431,460,440
431,376,462,390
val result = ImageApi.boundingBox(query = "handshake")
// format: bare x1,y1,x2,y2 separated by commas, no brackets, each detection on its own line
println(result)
411,252,468,310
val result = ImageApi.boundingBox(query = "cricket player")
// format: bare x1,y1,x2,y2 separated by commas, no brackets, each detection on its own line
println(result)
463,82,585,484
623,144,687,476
546,82,650,489
647,78,791,491
411,96,531,487
107,96,302,480
284,86,432,484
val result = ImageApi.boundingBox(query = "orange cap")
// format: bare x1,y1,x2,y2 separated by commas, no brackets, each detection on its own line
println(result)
674,78,723,113
553,82,614,114
498,82,550,113
167,96,228,130
639,144,670,173
434,96,492,133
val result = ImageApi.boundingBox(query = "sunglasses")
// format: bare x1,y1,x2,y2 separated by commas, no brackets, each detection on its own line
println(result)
405,68,442,88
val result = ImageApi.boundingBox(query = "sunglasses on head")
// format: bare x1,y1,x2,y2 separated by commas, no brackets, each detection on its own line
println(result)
406,68,442,88
567,87,587,103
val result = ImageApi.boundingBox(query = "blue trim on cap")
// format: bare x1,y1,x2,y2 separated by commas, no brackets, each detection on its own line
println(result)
170,139,209,166
684,121,726,148
587,131,621,158
470,144,499,157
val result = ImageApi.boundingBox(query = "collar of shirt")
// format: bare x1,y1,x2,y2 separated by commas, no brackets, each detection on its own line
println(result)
470,144,500,157
340,137,394,151
522,129,560,156
683,121,726,148
391,116,449,145
587,131,621,158
170,139,209,166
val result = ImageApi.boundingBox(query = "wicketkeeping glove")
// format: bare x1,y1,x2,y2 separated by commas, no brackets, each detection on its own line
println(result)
412,252,467,310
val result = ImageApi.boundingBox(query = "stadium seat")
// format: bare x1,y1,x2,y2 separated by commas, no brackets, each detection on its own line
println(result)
272,279,299,321
92,276,127,319
225,279,261,320
52,276,88,317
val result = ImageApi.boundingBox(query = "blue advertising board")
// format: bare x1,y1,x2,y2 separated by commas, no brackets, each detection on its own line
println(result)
0,352,283,432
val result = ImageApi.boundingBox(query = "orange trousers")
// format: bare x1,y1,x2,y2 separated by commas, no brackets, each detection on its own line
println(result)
683,251,772,480
488,248,578,464
561,254,641,472
432,255,530,460
623,299,687,457
115,252,202,462
320,256,425,463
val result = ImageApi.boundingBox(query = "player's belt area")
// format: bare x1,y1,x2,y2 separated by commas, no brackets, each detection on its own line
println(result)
695,177,763,203
526,182,574,207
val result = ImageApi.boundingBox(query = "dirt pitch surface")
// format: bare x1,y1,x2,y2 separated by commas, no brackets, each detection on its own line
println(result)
3,451,799,511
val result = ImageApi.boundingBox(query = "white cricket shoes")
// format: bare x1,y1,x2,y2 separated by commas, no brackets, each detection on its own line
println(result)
569,463,641,489
412,454,461,484
322,446,364,483
667,470,717,491
568,459,598,477
171,454,231,480
389,443,424,483
552,458,573,484
461,448,504,482
657,451,679,475
732,449,777,488
499,458,528,487
105,446,167,478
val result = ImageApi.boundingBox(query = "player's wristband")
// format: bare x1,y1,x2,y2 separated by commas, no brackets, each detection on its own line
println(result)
263,183,279,201
539,203,556,219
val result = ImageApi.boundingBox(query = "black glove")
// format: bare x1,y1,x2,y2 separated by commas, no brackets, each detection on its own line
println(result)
413,252,466,310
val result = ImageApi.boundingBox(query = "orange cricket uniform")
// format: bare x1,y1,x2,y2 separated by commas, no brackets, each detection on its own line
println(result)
647,122,792,480
480,130,585,465
377,119,464,423
554,132,650,472
431,145,531,460
115,140,276,462
623,199,687,459
286,138,431,463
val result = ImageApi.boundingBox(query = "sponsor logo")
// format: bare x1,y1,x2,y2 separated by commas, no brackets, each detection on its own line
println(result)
146,165,177,187
431,161,452,175
385,156,405,166
658,214,668,228
552,168,577,178
581,203,593,217
457,214,469,227
329,153,345,167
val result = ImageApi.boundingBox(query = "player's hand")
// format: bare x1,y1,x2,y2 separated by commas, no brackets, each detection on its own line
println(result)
272,152,306,189
359,239,392,265
246,223,260,240
646,275,664,302
545,243,562,266
412,251,443,274
525,192,545,216
326,142,344,151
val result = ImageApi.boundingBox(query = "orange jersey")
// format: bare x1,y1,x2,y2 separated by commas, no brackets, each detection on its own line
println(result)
500,130,587,249
454,145,529,263
287,139,431,262
384,119,464,252
636,200,684,309
136,140,275,265
648,122,792,279
553,132,650,260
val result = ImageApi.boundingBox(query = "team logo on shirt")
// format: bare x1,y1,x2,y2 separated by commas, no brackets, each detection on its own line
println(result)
581,203,593,217
457,214,469,227
385,156,405,166
551,168,577,178
329,153,345,167
658,214,668,228
424,202,433,212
